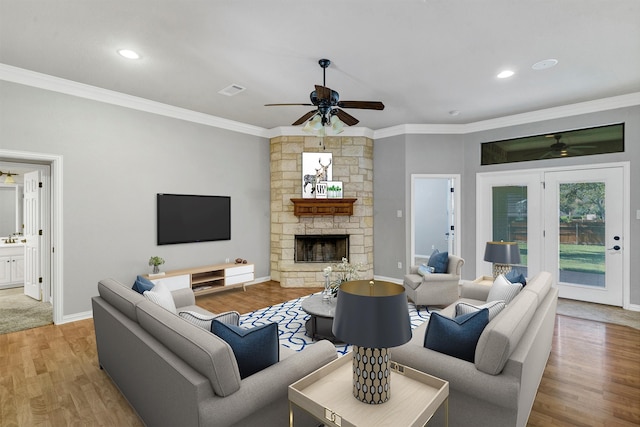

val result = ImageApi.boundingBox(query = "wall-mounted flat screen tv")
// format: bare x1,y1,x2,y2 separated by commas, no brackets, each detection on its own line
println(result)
157,193,231,245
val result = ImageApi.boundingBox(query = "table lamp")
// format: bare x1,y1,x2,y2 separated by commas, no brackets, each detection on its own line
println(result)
484,241,521,278
332,280,412,404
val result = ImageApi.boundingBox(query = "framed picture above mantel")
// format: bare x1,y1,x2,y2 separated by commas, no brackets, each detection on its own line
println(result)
302,152,332,198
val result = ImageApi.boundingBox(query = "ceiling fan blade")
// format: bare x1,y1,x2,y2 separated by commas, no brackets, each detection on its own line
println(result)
338,101,385,110
335,109,359,126
265,103,314,107
314,85,332,100
292,110,318,126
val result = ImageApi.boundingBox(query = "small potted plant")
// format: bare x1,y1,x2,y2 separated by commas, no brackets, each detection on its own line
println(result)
148,256,165,274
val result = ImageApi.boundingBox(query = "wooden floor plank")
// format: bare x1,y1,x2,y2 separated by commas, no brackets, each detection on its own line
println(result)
0,281,638,426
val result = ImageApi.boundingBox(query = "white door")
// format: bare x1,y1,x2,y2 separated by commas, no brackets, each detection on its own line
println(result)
23,170,41,300
544,167,624,306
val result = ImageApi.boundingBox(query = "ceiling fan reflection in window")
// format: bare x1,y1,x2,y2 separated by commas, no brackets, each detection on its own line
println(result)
265,59,384,135
540,134,596,159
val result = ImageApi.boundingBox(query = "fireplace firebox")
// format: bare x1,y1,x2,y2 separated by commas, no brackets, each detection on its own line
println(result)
294,235,349,263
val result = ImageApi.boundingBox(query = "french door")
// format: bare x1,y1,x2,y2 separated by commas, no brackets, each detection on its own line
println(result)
544,168,624,305
477,164,628,307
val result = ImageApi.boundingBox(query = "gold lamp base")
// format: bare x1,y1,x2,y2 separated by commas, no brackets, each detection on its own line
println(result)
352,346,391,404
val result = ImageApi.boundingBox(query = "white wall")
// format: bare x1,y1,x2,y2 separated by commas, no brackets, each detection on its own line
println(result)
0,81,270,318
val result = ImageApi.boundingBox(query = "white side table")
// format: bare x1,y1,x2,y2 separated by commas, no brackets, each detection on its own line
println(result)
289,353,449,426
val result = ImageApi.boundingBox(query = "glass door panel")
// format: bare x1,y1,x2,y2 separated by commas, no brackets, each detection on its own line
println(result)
492,186,528,277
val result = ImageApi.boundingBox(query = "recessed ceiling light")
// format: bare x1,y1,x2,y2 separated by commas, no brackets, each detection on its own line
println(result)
497,70,515,79
532,59,558,70
449,110,460,116
118,49,141,60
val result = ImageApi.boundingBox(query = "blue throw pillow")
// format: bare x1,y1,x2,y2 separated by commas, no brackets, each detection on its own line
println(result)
506,269,527,287
427,251,449,274
132,275,155,294
424,309,489,362
211,320,279,379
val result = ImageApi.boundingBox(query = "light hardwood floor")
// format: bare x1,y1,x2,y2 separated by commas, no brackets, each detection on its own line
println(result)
1,282,638,426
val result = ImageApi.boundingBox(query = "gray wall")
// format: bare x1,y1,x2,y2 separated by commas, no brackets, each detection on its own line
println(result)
0,81,270,316
373,134,406,277
373,106,639,306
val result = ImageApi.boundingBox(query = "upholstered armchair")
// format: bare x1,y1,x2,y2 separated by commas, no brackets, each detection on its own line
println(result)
403,254,465,308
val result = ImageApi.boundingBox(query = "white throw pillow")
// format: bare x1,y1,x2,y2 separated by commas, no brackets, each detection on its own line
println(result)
143,281,177,314
455,300,506,322
178,310,240,330
487,274,522,304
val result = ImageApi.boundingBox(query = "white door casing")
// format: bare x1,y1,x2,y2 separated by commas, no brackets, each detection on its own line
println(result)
23,170,41,300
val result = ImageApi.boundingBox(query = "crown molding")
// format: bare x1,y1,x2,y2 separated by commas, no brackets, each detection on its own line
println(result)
2,64,638,140
373,92,640,139
265,126,374,139
0,63,267,138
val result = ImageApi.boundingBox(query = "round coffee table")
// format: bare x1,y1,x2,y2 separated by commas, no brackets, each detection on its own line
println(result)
301,294,341,343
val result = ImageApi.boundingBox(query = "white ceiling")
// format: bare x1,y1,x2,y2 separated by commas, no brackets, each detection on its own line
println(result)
1,0,639,131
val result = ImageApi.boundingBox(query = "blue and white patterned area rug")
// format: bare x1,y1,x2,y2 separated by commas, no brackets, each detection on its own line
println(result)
239,294,431,356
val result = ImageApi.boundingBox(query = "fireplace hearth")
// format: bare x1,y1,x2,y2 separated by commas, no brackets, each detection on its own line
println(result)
295,235,349,263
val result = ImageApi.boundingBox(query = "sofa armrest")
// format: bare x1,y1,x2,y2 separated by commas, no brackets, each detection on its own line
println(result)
460,282,491,301
420,273,459,283
198,340,338,426
171,287,196,307
409,265,420,274
392,344,519,410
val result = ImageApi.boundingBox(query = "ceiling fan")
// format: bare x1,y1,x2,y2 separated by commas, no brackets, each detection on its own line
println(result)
540,134,595,159
265,58,384,129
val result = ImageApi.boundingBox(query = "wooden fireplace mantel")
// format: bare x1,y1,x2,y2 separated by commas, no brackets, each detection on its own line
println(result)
290,198,357,216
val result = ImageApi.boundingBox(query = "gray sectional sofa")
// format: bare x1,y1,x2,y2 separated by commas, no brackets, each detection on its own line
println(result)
392,271,557,427
92,278,337,427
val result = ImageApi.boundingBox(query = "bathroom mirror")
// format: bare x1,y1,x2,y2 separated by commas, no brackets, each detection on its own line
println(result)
0,185,22,238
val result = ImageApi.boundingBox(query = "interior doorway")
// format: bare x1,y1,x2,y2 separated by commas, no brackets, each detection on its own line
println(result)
0,150,62,324
410,174,461,267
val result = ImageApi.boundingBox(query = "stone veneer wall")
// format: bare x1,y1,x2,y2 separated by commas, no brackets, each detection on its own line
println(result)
270,135,374,287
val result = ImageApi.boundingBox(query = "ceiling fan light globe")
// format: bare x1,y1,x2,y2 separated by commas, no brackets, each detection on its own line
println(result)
302,121,314,133
331,115,345,134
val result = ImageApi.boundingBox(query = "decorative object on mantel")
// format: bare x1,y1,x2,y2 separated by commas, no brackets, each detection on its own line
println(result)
332,280,412,404
326,181,343,198
483,241,521,278
148,256,165,275
302,153,332,198
291,198,357,216
315,181,327,199
235,258,248,264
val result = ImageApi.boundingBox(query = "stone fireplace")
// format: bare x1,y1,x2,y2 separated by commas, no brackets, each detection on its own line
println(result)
295,234,349,263
270,135,374,287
